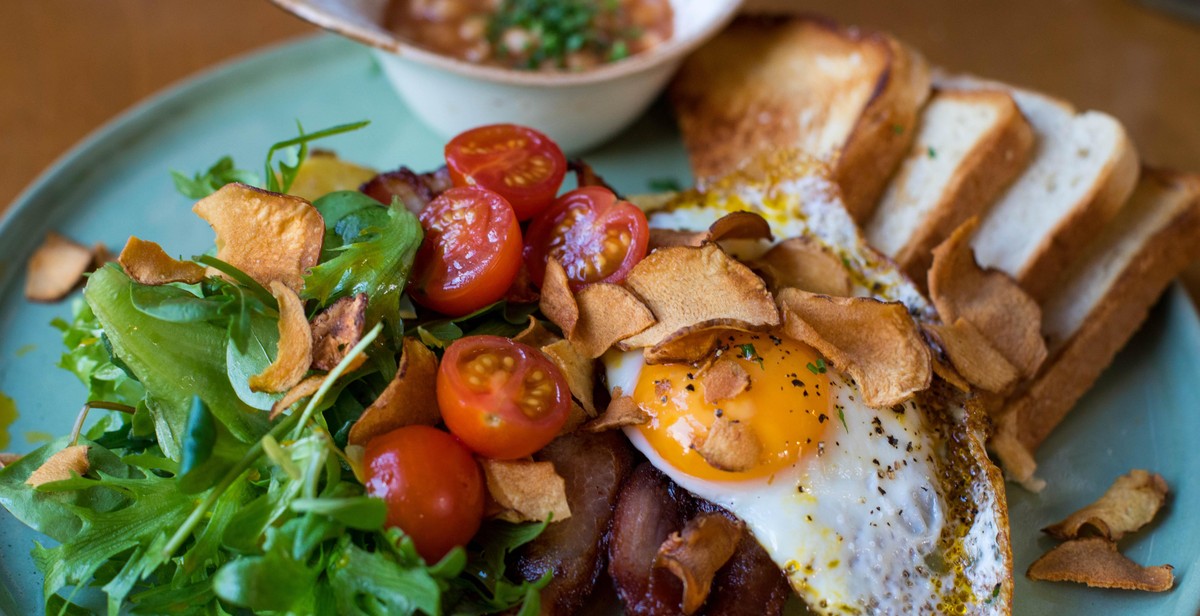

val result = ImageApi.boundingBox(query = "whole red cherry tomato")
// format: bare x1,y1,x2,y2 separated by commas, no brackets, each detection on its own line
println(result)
408,186,522,316
523,186,649,290
444,124,567,221
438,335,571,459
363,425,485,563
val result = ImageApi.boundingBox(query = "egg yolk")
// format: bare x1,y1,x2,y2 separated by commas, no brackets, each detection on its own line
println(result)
632,332,832,481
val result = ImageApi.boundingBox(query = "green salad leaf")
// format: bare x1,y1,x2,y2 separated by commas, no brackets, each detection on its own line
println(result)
51,300,146,407
170,156,260,200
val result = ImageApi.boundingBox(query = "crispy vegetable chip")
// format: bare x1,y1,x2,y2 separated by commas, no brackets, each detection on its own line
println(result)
620,244,779,362
648,211,774,250
269,375,325,420
571,282,656,359
585,392,649,432
26,445,89,487
929,219,1046,379
513,316,560,349
92,242,115,269
481,458,572,523
26,232,93,302
541,339,595,415
310,293,367,371
0,453,20,468
756,237,852,297
643,329,726,365
192,182,324,291
693,417,761,473
248,281,313,393
654,513,744,614
348,337,440,446
925,318,1020,394
701,356,750,404
779,288,932,408
118,236,207,285
1045,470,1169,541
1027,536,1174,592
539,259,579,338
930,352,972,393
991,412,1045,492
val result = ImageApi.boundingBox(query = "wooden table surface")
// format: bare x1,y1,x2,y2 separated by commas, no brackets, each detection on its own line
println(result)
4,0,1200,292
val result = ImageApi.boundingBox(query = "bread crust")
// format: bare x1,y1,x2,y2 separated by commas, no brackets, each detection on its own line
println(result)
671,15,930,223
1000,169,1200,455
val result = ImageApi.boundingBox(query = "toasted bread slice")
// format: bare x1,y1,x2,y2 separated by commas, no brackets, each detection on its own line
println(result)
933,73,1140,301
671,15,930,223
993,170,1200,483
866,89,1035,287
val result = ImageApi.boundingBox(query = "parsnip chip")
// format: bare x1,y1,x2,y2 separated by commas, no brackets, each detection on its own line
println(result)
991,412,1045,492
778,288,932,408
118,236,207,285
619,244,779,360
481,458,572,524
700,356,750,404
649,211,774,250
92,242,115,269
585,392,649,432
0,452,21,468
643,329,726,365
1045,470,1168,541
571,282,655,359
654,513,744,614
26,232,93,302
693,417,761,473
348,337,440,446
26,445,89,487
541,339,595,415
513,316,560,349
930,353,972,393
249,281,313,394
269,374,325,420
539,259,578,337
756,237,852,297
929,219,1047,379
925,318,1020,394
310,293,367,371
192,182,324,291
1027,537,1174,592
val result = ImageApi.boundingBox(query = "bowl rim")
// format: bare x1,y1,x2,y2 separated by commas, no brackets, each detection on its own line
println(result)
270,0,745,87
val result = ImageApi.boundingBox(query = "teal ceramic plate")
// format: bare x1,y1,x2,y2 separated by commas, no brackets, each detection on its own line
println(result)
0,34,1195,616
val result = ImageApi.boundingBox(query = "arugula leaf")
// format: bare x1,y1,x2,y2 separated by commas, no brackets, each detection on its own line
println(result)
212,522,324,612
328,531,456,616
170,156,259,199
176,397,249,494
51,300,146,407
304,201,423,337
264,120,370,194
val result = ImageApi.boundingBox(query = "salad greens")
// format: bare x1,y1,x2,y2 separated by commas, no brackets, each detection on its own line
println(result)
0,122,551,615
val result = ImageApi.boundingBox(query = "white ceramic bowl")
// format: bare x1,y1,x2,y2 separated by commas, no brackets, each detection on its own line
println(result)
271,0,743,153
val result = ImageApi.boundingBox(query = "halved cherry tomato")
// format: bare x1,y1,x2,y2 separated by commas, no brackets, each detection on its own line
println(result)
408,186,522,317
444,124,567,221
523,186,650,290
438,335,570,459
363,425,484,563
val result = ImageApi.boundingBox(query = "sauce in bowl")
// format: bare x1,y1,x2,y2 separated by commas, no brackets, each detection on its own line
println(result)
386,0,674,71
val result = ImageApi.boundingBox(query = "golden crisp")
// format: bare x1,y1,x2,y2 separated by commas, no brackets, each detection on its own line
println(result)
571,282,656,359
310,293,368,371
481,458,572,523
25,232,93,302
694,417,761,473
0,452,21,468
700,356,751,404
654,513,744,614
249,281,314,393
26,445,89,487
512,316,561,349
348,337,440,446
929,218,1047,379
756,236,852,297
1027,536,1174,592
540,339,595,416
1045,470,1169,541
118,236,207,286
585,392,650,432
620,244,779,363
269,375,326,420
539,259,579,337
649,211,774,250
778,288,932,408
925,318,1021,394
192,182,324,291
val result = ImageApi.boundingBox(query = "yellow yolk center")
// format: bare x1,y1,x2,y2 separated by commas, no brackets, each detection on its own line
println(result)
631,332,832,481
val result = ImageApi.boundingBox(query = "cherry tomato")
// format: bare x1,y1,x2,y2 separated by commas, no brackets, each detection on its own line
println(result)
523,186,650,290
363,425,484,563
444,124,567,221
408,186,522,317
438,335,571,459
